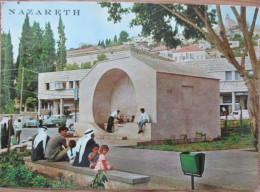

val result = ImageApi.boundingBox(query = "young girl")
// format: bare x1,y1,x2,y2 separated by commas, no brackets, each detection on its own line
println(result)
67,140,76,164
94,145,114,171
88,144,100,169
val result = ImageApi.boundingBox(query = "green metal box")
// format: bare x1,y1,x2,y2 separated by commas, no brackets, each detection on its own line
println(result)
180,152,205,176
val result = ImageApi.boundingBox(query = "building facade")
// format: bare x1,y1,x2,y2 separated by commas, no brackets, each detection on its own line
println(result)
181,57,252,115
38,69,90,115
172,44,210,62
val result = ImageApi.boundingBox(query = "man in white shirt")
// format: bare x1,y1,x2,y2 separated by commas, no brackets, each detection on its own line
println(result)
138,108,149,134
14,119,23,144
107,110,120,133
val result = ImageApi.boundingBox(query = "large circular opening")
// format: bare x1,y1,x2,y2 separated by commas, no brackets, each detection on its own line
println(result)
93,69,137,129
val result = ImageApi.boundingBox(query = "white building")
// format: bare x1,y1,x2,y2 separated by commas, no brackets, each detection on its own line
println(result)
38,69,90,115
181,57,252,114
229,41,240,48
151,45,172,59
198,40,212,50
172,44,210,62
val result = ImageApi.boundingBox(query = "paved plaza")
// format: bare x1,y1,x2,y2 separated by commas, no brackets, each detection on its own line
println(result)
19,128,258,191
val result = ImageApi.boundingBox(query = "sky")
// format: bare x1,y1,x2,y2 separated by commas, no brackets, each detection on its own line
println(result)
1,1,259,59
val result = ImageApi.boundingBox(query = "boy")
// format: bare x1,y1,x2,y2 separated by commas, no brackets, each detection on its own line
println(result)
88,144,100,169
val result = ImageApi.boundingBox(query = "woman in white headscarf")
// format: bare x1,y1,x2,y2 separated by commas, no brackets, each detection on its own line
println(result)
31,127,50,161
72,128,96,167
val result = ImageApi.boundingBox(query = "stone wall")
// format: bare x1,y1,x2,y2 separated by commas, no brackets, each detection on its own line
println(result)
152,72,220,140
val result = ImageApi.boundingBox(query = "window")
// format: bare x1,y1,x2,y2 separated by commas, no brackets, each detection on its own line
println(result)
69,81,73,89
247,70,253,78
75,81,79,88
225,71,232,80
55,82,66,90
46,83,49,90
235,71,242,80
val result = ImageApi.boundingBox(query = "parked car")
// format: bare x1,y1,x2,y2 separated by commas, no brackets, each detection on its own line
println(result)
220,110,249,121
43,115,67,127
66,113,79,131
24,118,39,128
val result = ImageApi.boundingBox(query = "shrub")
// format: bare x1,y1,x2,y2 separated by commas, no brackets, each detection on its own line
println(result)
32,176,48,188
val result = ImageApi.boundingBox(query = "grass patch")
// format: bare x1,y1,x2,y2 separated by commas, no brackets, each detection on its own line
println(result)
133,133,254,152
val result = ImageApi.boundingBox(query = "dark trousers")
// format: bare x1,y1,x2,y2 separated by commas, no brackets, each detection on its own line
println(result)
107,116,114,132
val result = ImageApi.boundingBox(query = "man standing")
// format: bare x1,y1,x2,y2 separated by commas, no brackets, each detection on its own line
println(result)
14,118,22,144
106,110,120,133
138,108,150,134
45,126,69,162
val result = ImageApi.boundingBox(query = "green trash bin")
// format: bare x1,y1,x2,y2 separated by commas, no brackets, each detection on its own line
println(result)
180,152,205,176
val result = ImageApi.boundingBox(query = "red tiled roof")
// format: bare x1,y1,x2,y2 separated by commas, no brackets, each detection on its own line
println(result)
67,47,98,54
151,45,168,52
137,44,148,48
173,44,203,53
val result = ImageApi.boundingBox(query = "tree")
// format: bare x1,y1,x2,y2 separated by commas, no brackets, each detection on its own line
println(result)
81,61,92,69
119,30,129,43
64,63,80,71
41,22,56,72
114,35,118,42
101,3,260,151
93,53,108,65
56,15,67,71
16,14,34,103
25,97,37,111
1,32,15,108
1,32,7,107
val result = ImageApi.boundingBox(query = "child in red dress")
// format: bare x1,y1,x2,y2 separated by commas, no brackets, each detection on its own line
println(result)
94,145,114,171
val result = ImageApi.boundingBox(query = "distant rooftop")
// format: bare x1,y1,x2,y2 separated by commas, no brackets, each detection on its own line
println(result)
151,45,168,52
67,47,98,54
173,44,204,53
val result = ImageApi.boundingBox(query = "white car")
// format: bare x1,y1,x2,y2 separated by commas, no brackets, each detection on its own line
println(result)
220,110,249,121
66,113,79,131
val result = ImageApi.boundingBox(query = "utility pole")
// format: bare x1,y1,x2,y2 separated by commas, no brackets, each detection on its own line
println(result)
19,67,24,115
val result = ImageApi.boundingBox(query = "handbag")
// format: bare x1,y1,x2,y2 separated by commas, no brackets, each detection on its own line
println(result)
11,136,16,145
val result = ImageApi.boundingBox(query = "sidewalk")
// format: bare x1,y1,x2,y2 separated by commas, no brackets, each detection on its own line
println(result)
96,140,258,191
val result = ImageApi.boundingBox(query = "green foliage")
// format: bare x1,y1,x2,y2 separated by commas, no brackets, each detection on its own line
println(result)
81,61,92,69
97,53,108,61
99,2,129,24
0,151,78,188
119,30,129,43
93,54,109,65
25,97,37,111
2,99,18,114
64,63,80,71
0,165,33,187
133,132,254,152
99,3,217,48
32,175,48,188
40,22,56,72
87,170,108,189
56,15,67,71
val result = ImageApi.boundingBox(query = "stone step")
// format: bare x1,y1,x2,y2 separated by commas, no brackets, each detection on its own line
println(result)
104,135,127,140
96,139,138,146
23,157,150,189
